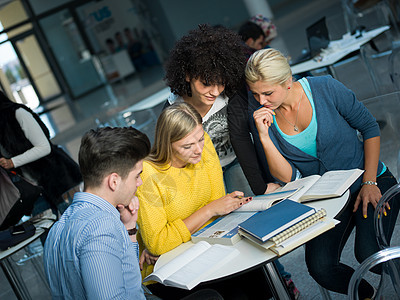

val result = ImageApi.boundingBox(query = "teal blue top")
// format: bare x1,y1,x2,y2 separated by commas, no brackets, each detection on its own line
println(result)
273,78,318,157
272,77,386,177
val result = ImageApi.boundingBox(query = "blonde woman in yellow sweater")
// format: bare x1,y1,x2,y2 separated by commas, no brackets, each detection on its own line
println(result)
137,103,273,300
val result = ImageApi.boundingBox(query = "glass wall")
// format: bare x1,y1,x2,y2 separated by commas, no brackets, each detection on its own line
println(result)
0,1,28,29
0,0,168,102
75,0,162,75
0,0,64,106
0,41,39,108
29,0,71,15
40,9,104,98
15,34,61,100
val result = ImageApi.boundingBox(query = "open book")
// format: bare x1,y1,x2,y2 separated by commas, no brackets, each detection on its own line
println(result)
191,212,257,245
143,241,239,290
235,188,302,212
281,168,364,202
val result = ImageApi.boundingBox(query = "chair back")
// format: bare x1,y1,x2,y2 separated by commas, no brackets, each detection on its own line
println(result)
348,246,400,299
343,0,400,36
374,182,400,249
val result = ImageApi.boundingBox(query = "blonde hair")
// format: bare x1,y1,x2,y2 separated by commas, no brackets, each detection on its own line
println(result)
148,102,202,166
245,48,292,85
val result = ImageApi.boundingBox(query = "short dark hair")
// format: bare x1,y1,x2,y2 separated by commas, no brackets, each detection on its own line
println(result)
79,127,150,188
238,21,265,42
164,24,246,98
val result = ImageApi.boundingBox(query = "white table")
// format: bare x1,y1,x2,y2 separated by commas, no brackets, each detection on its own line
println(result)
0,217,55,300
154,190,350,299
291,26,390,77
96,87,169,129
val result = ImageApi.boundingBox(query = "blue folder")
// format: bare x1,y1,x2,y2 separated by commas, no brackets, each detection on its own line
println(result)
238,199,316,242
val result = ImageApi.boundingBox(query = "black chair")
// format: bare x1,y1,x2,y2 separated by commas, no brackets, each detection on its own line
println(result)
343,0,400,36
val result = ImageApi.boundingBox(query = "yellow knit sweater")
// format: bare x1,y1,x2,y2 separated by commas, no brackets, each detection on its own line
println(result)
137,132,225,279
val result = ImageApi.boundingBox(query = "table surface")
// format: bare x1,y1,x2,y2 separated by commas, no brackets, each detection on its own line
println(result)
291,26,390,75
154,190,350,282
0,217,55,261
120,87,170,112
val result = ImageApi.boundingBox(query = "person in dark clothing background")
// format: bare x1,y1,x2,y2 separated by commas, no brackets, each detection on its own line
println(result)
0,91,82,218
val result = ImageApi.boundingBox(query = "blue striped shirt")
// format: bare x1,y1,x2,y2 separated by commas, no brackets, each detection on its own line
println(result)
43,192,145,300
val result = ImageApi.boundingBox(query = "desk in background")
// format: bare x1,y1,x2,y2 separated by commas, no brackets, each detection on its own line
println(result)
154,191,350,300
291,26,390,77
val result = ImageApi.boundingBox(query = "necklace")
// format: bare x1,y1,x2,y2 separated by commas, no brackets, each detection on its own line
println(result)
277,92,303,132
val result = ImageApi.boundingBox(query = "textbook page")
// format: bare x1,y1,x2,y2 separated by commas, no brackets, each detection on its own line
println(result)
143,241,211,284
165,244,240,290
235,188,301,212
191,212,256,245
280,175,320,202
300,169,363,201
281,169,363,202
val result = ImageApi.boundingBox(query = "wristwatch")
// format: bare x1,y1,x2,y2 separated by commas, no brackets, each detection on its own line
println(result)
127,228,137,235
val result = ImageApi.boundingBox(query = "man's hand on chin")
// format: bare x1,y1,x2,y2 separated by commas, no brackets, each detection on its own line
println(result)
117,196,139,239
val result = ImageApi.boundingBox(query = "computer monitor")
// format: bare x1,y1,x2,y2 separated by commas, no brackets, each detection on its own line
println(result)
306,17,330,58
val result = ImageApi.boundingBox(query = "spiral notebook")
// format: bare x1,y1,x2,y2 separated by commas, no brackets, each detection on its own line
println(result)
239,208,338,256
270,209,327,244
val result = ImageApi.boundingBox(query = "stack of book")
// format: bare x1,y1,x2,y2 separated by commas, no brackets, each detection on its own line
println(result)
237,199,338,255
191,169,362,252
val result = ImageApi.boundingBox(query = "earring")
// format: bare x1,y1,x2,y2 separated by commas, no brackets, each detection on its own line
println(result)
288,86,291,90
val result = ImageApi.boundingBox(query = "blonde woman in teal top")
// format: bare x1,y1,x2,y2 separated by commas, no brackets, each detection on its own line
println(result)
246,48,399,299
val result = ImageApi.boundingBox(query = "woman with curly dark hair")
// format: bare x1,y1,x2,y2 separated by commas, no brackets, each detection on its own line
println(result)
163,24,252,195
160,24,300,300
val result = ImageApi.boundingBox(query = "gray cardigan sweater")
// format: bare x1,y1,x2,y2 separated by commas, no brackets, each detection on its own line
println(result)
249,75,383,190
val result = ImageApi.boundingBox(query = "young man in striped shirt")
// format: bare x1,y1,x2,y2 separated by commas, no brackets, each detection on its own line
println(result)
43,127,150,299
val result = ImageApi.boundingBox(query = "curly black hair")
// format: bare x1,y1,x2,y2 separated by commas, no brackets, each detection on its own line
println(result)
164,24,247,98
